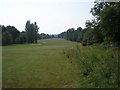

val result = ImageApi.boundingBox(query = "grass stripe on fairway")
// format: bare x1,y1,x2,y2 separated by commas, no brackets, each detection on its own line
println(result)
3,38,80,88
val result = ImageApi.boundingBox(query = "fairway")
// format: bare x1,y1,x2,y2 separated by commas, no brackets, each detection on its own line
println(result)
2,1,120,88
3,38,80,88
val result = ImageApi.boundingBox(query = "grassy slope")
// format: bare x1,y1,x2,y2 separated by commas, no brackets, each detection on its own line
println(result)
3,38,80,88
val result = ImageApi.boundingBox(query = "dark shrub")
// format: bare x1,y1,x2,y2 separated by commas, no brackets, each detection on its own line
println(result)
87,41,93,45
82,42,87,46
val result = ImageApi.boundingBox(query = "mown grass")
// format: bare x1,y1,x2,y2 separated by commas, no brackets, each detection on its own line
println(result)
63,45,119,88
3,38,119,88
2,38,80,88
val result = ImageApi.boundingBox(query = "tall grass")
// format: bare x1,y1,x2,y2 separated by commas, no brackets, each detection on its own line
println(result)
63,45,119,88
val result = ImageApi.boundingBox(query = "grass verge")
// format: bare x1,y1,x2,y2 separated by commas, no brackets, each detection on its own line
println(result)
63,45,119,88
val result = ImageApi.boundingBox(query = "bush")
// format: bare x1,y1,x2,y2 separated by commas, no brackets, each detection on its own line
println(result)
87,41,93,45
15,33,27,44
63,45,119,88
82,42,87,46
2,31,13,45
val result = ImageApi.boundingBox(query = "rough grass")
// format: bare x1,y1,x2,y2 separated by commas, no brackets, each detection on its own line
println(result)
63,45,119,88
3,38,119,88
2,38,80,88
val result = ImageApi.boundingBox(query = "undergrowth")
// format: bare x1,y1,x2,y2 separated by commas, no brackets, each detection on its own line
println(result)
63,45,119,88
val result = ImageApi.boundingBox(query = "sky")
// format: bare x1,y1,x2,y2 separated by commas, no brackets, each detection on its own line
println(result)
0,0,95,34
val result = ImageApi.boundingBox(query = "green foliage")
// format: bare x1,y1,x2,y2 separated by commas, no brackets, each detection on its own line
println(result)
82,42,87,46
2,25,20,45
2,21,39,45
100,2,120,43
100,41,120,49
75,27,83,42
63,45,119,88
59,27,83,42
66,28,75,41
39,33,50,39
83,28,93,42
82,27,103,45
5,26,20,43
2,25,7,33
90,2,120,44
90,2,106,20
15,32,27,44
92,28,104,43
85,20,94,28
58,32,67,38
2,31,13,45
25,20,39,43
81,2,120,46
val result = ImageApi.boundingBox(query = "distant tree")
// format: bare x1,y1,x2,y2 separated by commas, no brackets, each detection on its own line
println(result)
15,31,27,44
2,25,7,33
33,22,39,43
58,32,67,39
2,31,13,45
52,35,54,38
66,28,75,41
59,2,120,46
76,27,83,42
5,26,20,43
59,27,83,42
2,25,20,45
25,20,33,43
25,20,39,43
39,33,50,39
83,28,93,43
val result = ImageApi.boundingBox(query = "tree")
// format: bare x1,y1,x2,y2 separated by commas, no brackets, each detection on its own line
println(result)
58,32,67,39
25,20,39,43
76,27,83,42
15,31,27,44
2,25,7,33
59,27,83,42
83,28,93,43
2,25,20,45
2,31,13,45
91,2,120,43
66,28,75,41
85,20,93,28
25,20,33,43
100,2,120,42
33,22,39,43
90,2,108,21
39,33,50,39
6,26,20,43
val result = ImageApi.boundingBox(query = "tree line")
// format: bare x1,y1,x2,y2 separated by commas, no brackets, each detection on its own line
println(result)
58,27,83,42
1,22,59,46
39,33,59,39
59,2,120,46
1,2,120,46
1,20,39,45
